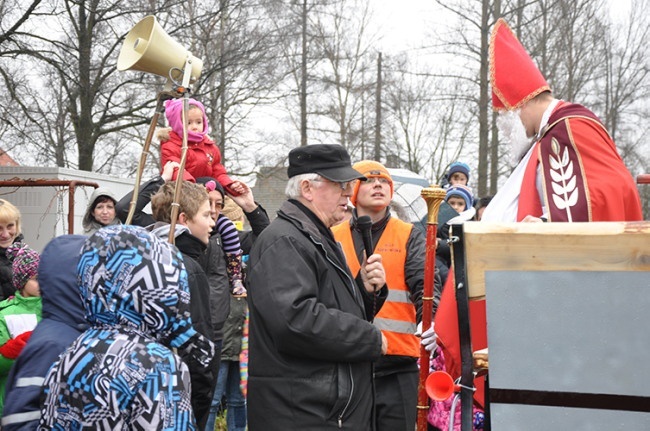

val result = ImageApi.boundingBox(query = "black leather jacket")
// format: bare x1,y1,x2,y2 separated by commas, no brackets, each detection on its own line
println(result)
247,200,387,430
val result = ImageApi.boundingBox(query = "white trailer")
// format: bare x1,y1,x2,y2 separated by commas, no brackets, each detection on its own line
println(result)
0,167,134,251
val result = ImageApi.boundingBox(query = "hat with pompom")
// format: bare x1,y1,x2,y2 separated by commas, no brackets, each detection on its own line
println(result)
445,185,474,212
7,243,40,291
196,176,225,199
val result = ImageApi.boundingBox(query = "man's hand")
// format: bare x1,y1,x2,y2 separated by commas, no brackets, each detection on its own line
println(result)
360,253,385,293
161,161,180,182
381,333,388,355
229,182,257,212
521,215,544,223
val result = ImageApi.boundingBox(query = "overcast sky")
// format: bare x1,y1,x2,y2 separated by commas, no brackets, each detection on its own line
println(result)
371,0,633,56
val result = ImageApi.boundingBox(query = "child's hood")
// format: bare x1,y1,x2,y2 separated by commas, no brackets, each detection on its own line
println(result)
78,225,197,348
38,235,88,332
164,98,209,143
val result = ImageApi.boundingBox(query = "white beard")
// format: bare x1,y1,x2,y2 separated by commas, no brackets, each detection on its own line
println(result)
497,109,533,166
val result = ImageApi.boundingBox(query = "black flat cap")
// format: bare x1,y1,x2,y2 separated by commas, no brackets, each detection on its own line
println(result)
287,144,367,182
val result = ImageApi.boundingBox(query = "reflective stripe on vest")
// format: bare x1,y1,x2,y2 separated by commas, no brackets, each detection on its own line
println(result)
333,217,419,357
374,317,417,334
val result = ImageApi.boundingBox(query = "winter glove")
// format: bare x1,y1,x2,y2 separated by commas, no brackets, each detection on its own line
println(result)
177,331,216,371
0,331,33,359
417,322,438,352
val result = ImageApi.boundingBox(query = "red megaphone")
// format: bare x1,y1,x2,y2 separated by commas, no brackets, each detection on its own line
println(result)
425,371,460,401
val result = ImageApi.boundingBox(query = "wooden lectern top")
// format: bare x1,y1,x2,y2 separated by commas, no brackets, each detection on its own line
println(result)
459,221,650,299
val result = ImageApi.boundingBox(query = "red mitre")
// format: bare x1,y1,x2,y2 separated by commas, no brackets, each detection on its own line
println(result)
489,18,550,110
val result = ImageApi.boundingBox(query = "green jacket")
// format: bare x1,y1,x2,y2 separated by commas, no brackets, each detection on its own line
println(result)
0,292,42,412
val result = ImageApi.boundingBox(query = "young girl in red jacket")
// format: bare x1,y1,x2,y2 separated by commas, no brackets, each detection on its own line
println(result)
159,98,246,295
159,98,245,195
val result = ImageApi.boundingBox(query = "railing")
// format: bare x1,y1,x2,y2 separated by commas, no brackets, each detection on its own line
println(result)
0,179,98,234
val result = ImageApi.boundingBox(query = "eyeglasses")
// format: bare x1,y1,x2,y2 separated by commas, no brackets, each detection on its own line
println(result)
364,177,391,185
312,178,357,191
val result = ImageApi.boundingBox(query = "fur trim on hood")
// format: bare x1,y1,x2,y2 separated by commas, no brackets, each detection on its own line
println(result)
156,126,172,142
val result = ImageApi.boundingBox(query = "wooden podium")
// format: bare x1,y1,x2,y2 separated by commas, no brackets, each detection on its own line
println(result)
459,221,650,430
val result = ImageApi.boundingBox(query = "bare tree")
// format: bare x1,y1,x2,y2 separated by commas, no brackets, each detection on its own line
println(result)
0,67,75,167
0,0,43,49
300,0,308,146
515,0,606,103
597,0,650,218
382,56,475,182
177,0,291,177
262,0,330,149
596,0,650,142
0,0,188,172
431,0,503,196
0,0,45,150
309,0,377,156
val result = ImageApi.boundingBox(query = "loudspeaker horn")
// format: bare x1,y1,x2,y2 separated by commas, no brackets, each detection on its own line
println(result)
117,15,203,84
425,371,459,401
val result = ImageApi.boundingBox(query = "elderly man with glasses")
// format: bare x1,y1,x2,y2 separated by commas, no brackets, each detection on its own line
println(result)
247,144,388,430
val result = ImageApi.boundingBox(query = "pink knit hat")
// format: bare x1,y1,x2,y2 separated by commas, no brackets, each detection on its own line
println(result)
164,98,209,143
7,243,40,290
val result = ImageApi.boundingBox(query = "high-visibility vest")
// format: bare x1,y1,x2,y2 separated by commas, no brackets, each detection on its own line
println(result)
333,218,419,358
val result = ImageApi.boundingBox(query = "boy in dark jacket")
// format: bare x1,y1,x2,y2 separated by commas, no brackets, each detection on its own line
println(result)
150,180,219,430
